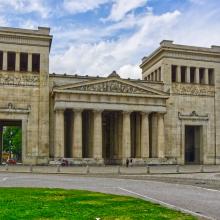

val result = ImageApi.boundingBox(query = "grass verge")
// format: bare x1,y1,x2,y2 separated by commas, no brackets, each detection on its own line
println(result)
0,188,196,220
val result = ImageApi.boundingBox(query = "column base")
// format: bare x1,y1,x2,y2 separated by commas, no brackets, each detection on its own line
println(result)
23,156,49,165
122,157,177,165
50,158,104,166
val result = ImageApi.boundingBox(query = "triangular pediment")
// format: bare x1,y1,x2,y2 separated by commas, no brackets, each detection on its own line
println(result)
53,77,168,97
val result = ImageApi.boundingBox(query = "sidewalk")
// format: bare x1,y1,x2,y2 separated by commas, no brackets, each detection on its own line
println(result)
1,164,220,175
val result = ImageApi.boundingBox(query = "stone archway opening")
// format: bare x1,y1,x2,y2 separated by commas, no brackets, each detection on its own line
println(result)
0,120,22,164
185,125,202,164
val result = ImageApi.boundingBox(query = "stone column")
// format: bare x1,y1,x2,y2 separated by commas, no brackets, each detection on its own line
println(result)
157,113,165,158
113,112,119,158
135,113,141,157
118,113,123,158
28,53,32,72
141,112,149,158
72,109,83,158
3,51,7,71
176,66,181,83
204,68,209,84
54,110,65,158
93,110,103,159
195,68,200,84
151,113,158,157
186,66,190,83
15,52,20,72
122,111,131,159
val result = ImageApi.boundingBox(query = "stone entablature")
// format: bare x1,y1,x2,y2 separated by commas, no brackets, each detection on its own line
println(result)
172,83,215,96
0,27,52,48
140,40,220,70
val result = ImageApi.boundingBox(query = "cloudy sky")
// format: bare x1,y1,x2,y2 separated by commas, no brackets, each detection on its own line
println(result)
0,0,219,78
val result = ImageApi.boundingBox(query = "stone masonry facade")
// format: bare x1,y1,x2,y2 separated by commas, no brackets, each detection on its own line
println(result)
0,27,220,165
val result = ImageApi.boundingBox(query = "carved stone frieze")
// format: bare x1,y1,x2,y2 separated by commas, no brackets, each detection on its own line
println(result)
0,72,39,86
172,83,215,96
0,35,49,47
165,51,220,63
71,80,155,95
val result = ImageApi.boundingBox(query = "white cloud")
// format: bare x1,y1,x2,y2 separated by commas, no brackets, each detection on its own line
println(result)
63,0,110,14
0,0,50,18
50,0,220,79
106,0,147,21
0,15,8,26
50,10,181,78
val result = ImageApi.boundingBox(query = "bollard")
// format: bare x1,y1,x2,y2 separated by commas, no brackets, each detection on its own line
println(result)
176,165,180,173
200,165,204,173
86,165,89,174
118,166,121,175
146,165,150,174
5,164,8,171
57,164,60,173
30,164,33,172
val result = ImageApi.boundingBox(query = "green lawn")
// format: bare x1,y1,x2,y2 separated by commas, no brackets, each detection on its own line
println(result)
0,188,196,220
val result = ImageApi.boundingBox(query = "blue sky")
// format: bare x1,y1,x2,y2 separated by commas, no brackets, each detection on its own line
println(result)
0,0,219,78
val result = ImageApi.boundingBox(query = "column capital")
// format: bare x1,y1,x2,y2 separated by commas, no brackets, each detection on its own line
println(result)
122,110,132,115
72,108,83,113
140,111,150,116
55,109,64,113
93,109,103,114
156,112,166,116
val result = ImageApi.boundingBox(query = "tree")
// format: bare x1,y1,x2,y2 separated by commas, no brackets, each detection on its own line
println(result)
3,126,22,161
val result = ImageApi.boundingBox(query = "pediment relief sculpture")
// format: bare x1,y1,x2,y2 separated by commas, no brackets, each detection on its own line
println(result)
53,78,168,97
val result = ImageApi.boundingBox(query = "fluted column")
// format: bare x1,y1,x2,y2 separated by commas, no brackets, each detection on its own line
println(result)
151,113,158,157
72,109,82,158
176,66,181,82
122,111,131,159
93,110,103,159
54,109,65,158
204,68,209,84
3,51,7,71
141,112,149,158
157,113,165,158
195,68,200,84
28,53,32,72
15,52,20,72
186,66,190,83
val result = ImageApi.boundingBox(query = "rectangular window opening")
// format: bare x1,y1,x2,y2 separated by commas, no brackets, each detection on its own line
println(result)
0,51,3,70
32,53,40,73
208,69,214,85
181,66,186,83
199,68,205,84
171,65,177,82
20,53,28,72
7,52,16,71
190,67,196,83
158,67,161,81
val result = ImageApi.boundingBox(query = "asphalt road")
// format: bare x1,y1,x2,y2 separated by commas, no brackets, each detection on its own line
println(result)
0,173,219,220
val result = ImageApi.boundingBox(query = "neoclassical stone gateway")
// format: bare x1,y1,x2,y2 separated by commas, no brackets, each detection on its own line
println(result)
0,27,220,165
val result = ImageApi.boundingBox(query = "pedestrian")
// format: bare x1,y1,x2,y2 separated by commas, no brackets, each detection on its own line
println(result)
126,158,129,167
130,158,133,167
